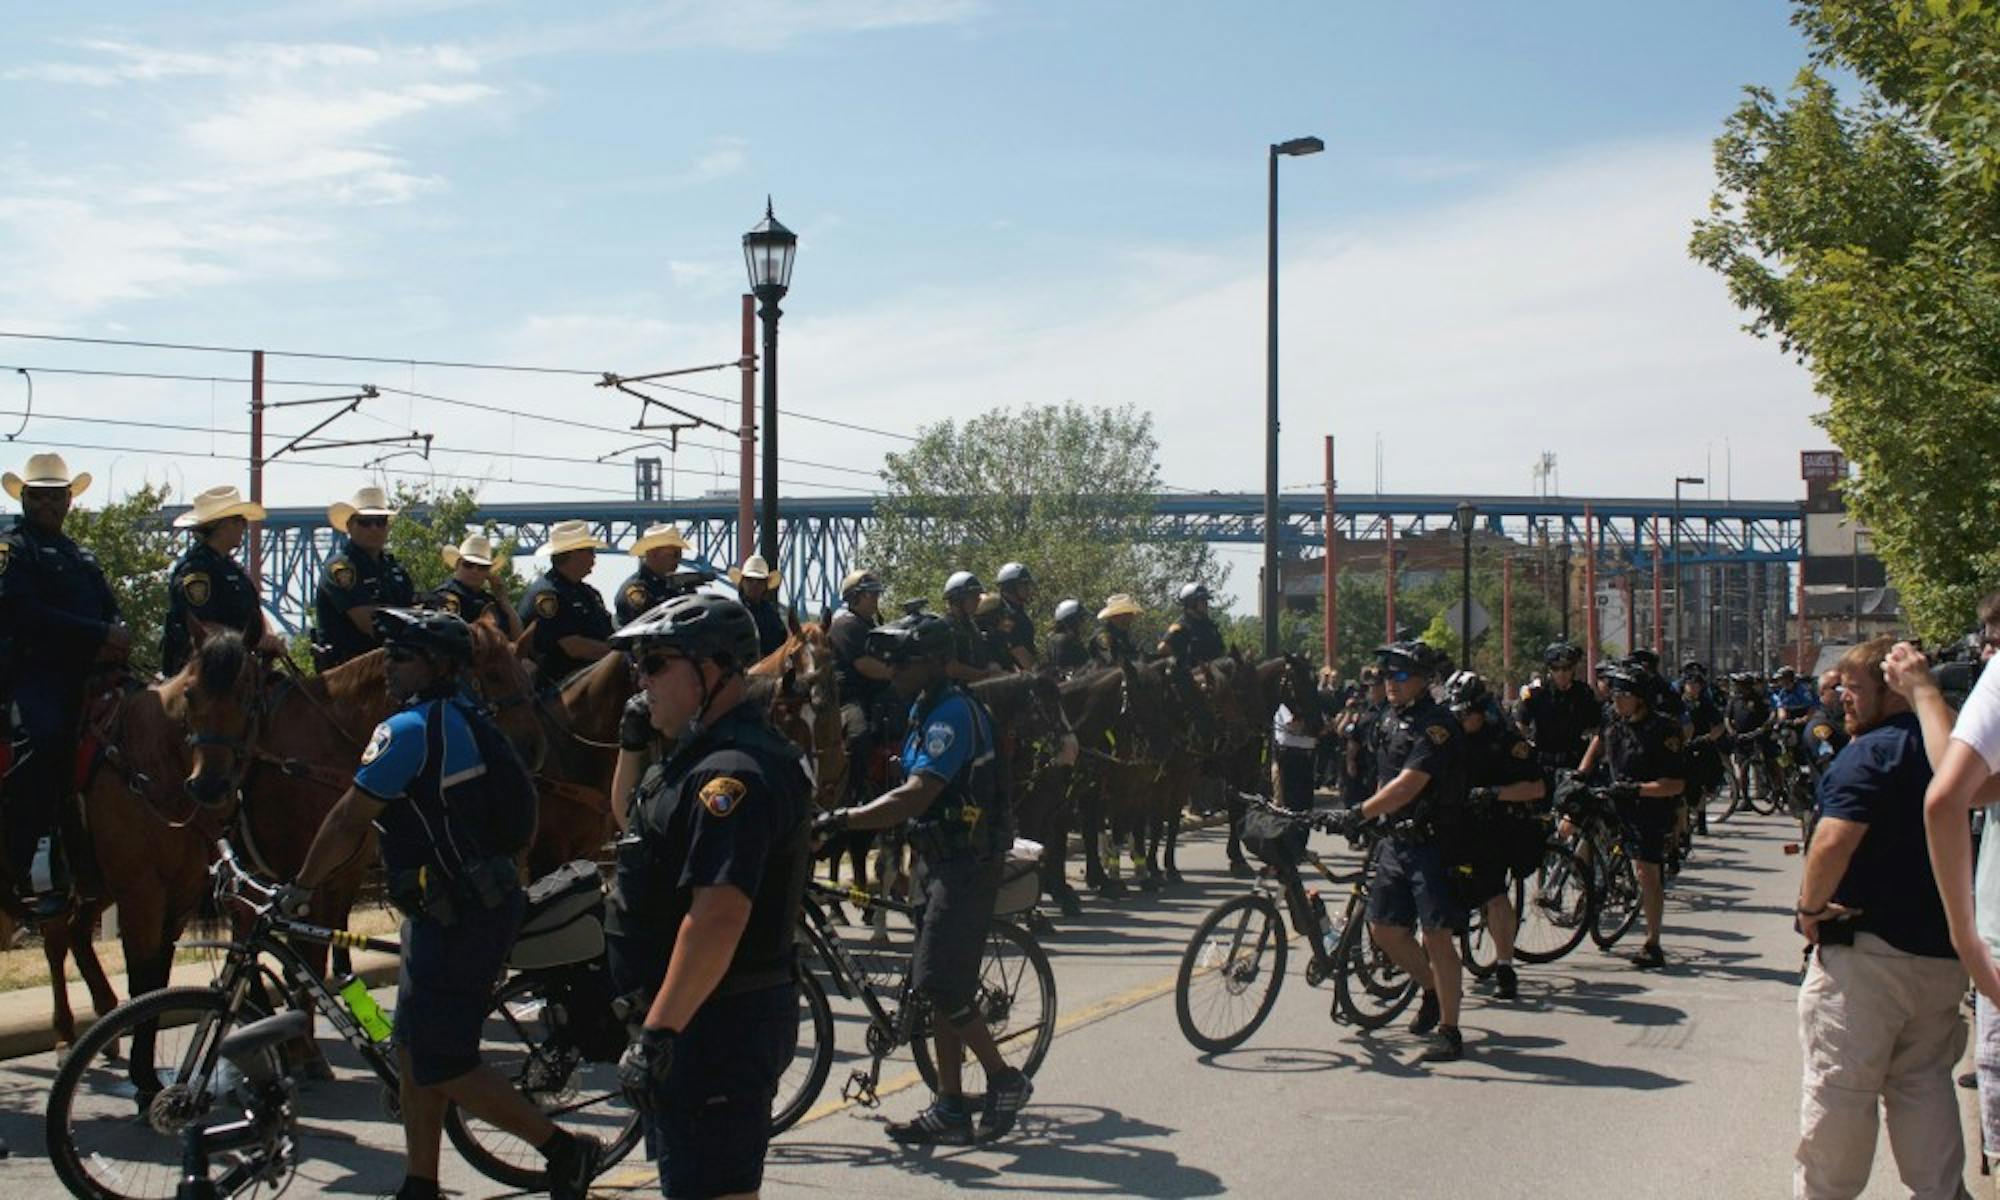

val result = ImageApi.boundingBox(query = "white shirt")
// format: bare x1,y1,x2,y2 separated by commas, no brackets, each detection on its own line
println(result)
1272,703,1316,750
1949,656,2000,954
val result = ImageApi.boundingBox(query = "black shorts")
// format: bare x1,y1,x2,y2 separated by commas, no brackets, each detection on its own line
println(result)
646,983,798,1200
1366,839,1467,933
911,851,1000,1016
395,888,523,1086
1615,794,1674,864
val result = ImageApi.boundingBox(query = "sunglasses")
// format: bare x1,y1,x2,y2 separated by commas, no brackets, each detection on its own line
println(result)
350,515,389,529
630,651,681,677
1383,669,1414,683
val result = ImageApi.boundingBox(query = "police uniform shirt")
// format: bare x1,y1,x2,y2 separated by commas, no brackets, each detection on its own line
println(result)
1725,695,1770,735
743,594,790,657
983,599,1036,664
1802,704,1850,764
1044,628,1090,673
1463,719,1543,791
518,568,613,682
1161,613,1226,666
1089,623,1139,667
315,539,415,666
949,611,1002,672
605,703,812,993
427,577,503,626
828,607,883,705
1684,690,1722,738
1520,678,1599,763
353,693,487,874
2,518,119,732
901,684,1004,851
1375,694,1467,822
615,566,677,629
162,541,265,677
1773,681,1815,718
1605,712,1689,785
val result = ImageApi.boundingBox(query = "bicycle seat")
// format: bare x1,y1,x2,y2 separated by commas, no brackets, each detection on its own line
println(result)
219,1010,311,1079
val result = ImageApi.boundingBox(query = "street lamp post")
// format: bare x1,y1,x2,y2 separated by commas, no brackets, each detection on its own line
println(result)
1671,475,1703,664
1262,134,1324,657
743,198,798,569
1456,500,1476,665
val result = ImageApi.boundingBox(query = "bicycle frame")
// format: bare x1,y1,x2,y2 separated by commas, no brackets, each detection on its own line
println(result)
795,881,924,1108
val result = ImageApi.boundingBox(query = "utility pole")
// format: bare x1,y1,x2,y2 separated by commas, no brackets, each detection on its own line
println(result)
1323,435,1337,671
248,350,265,588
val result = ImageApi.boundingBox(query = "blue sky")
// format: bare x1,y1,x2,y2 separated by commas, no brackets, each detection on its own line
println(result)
0,1,1829,542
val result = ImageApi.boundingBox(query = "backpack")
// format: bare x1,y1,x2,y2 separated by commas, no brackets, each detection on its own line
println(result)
426,698,539,860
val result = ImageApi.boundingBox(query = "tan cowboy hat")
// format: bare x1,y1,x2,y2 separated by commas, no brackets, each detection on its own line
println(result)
630,522,690,556
4,452,91,500
729,553,777,589
328,485,397,534
172,484,266,529
441,532,508,572
1098,593,1144,621
544,519,608,556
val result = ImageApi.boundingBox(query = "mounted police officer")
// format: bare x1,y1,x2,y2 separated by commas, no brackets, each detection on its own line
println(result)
1089,594,1144,667
517,520,613,686
1158,582,1226,667
426,533,521,638
1324,640,1469,1063
161,485,286,676
942,571,1003,683
277,608,601,1200
1598,662,1688,970
1517,641,1598,771
1043,599,1090,675
813,613,1036,1145
1445,669,1546,1002
616,523,699,628
984,561,1037,670
314,485,416,669
829,569,895,803
733,554,789,657
604,593,813,1200
2,454,124,916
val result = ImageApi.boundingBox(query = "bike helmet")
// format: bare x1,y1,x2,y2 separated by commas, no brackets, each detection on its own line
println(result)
1443,669,1491,713
1177,582,1211,606
1052,598,1082,626
375,607,473,666
996,561,1034,587
1543,641,1582,667
1624,648,1660,672
1601,663,1650,696
610,592,762,672
1681,658,1706,678
865,612,954,665
943,570,984,601
1374,639,1441,677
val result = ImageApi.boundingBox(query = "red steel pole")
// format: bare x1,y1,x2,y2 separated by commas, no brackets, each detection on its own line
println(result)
1384,518,1398,643
1624,571,1636,658
1652,525,1664,653
249,350,264,588
738,295,756,565
1323,435,1337,671
1584,506,1597,686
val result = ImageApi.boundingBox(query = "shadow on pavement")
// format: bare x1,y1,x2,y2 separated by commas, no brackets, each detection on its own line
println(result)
1454,1031,1688,1090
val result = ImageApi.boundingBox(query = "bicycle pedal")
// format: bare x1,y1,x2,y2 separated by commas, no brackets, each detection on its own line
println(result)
841,1070,881,1108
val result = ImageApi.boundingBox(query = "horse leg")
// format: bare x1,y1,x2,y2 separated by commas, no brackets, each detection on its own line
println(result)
1043,782,1081,916
1078,777,1107,893
68,900,120,1040
1164,808,1185,885
41,918,78,1055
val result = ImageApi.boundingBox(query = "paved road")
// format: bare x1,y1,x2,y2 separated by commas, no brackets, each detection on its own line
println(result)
0,810,1981,1197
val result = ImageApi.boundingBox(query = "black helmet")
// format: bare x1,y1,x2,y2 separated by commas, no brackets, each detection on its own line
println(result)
866,612,954,665
1681,658,1706,678
375,607,473,666
1601,664,1651,696
1443,669,1490,713
996,562,1034,587
610,592,763,672
1625,648,1660,672
1374,639,1440,677
944,570,984,601
1543,641,1581,667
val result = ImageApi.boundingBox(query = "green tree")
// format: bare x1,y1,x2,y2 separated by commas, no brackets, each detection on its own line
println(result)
384,483,527,600
868,403,1222,630
1693,0,2000,638
64,483,178,676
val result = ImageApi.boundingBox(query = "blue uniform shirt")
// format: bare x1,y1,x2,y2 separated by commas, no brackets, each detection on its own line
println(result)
901,691,982,784
355,693,489,874
1815,712,1952,958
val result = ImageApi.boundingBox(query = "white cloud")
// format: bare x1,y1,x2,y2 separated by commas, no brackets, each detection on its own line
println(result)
481,0,984,59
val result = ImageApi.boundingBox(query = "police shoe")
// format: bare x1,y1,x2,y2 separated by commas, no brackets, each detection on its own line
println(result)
978,1069,1034,1142
544,1131,603,1200
1419,1026,1464,1064
1409,989,1441,1036
1492,963,1519,1001
1632,942,1666,970
888,1095,974,1146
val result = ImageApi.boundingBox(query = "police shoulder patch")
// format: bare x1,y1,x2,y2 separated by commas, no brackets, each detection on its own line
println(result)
181,571,211,607
534,590,561,619
1511,739,1531,759
925,720,956,758
1664,735,1683,753
1812,723,1833,740
699,775,747,818
623,582,649,609
360,722,393,765
0,540,11,576
439,591,461,614
328,559,356,589
1426,723,1451,746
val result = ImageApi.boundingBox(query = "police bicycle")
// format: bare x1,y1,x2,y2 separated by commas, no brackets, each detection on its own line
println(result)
777,874,1056,1131
1172,800,1417,1053
1544,776,1647,950
1455,808,1597,974
45,843,640,1200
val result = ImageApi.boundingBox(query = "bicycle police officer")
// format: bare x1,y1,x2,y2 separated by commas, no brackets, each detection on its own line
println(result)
279,609,600,1200
1517,642,1598,771
604,593,814,1200
1599,662,1688,970
812,613,1036,1144
1445,670,1547,1002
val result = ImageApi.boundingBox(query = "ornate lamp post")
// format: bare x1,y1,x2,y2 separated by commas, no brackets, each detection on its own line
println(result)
743,199,798,567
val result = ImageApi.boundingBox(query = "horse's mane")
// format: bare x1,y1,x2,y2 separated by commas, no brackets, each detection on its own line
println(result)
194,631,250,697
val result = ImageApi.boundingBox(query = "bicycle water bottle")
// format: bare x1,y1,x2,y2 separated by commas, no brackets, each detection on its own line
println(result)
1308,891,1338,956
338,974,393,1042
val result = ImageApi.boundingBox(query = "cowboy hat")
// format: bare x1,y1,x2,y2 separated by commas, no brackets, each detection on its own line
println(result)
172,484,266,529
441,532,509,573
544,519,608,556
4,452,91,500
729,553,777,589
328,485,397,534
630,523,691,556
1098,593,1144,621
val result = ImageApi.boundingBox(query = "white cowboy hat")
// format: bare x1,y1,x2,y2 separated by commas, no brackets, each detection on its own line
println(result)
544,519,608,556
1098,593,1145,621
630,522,690,556
730,553,776,588
3,452,91,500
441,532,508,572
172,484,267,529
328,485,398,534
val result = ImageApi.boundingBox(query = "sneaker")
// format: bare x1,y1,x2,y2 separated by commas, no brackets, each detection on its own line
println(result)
544,1131,603,1200
1492,963,1519,1002
1632,943,1665,971
887,1096,974,1146
1409,989,1441,1036
977,1069,1034,1142
1419,1026,1464,1063
1228,859,1256,879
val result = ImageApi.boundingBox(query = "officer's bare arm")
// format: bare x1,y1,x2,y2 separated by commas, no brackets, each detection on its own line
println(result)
1577,733,1603,774
1354,768,1429,821
1497,779,1546,804
945,660,997,684
1638,775,1684,799
642,885,753,1034
295,786,384,889
610,750,643,833
557,635,612,662
843,772,946,830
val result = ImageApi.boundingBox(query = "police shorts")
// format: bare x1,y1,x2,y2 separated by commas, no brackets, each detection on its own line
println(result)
395,888,523,1086
646,983,798,1200
1366,839,1467,933
911,851,1000,1017
1614,793,1673,864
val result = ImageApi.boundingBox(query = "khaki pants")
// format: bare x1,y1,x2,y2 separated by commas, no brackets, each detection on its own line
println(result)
1796,932,1970,1199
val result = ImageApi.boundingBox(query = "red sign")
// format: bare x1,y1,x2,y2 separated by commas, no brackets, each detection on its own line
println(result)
1801,450,1846,480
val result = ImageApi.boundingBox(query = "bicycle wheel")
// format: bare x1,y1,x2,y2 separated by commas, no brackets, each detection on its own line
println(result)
1173,893,1288,1052
1749,761,1781,815
772,964,836,1134
1456,875,1517,981
444,975,643,1191
1333,896,1418,1030
1515,846,1594,964
1590,845,1642,949
912,920,1057,1096
48,986,278,1200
